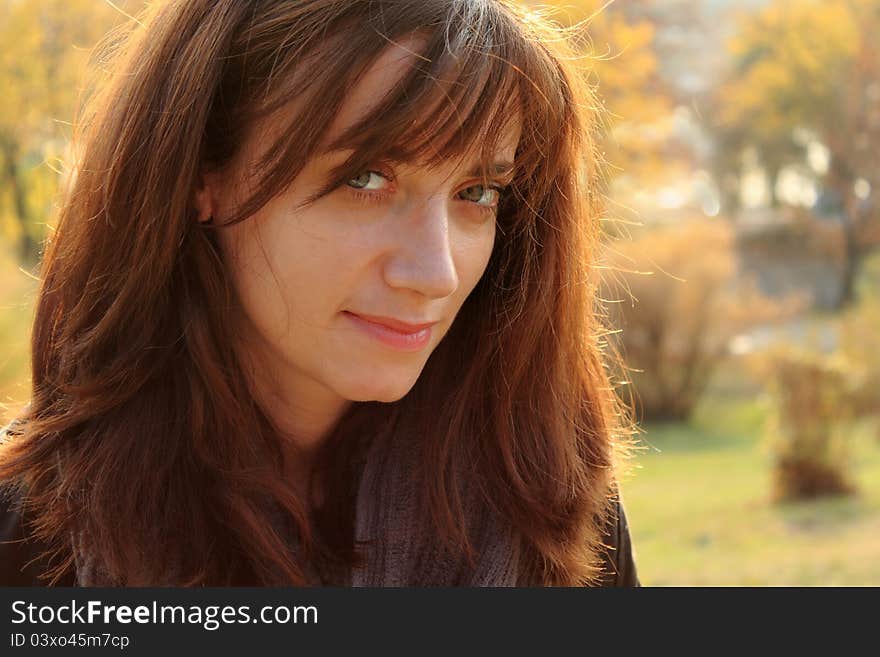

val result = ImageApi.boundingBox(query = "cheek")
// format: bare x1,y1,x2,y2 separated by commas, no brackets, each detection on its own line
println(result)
216,218,315,331
216,221,265,298
216,224,285,341
216,211,369,332
455,222,497,294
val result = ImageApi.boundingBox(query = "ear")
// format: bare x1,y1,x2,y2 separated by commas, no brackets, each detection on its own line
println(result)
193,171,219,223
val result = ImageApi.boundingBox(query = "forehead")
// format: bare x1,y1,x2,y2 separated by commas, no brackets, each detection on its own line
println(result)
323,34,425,144
320,33,522,164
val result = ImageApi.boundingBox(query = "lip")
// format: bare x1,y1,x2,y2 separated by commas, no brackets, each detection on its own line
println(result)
345,312,438,333
342,311,437,352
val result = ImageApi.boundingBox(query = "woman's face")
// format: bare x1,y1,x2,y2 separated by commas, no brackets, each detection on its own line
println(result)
199,39,521,419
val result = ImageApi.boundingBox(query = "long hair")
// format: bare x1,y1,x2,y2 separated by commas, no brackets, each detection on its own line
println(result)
0,0,635,586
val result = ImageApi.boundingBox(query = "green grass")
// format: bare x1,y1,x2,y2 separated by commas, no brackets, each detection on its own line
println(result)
622,389,880,586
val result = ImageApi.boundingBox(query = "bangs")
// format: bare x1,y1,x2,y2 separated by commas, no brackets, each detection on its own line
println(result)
230,0,576,227
300,26,526,210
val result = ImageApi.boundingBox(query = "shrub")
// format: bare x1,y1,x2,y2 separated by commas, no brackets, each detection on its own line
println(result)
600,217,803,422
759,347,857,501
838,254,880,427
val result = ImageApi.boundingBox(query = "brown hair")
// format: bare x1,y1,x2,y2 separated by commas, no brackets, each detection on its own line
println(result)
0,0,635,586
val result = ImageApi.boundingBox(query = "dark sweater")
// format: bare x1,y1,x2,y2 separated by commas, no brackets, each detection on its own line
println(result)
1,484,638,586
0,418,640,586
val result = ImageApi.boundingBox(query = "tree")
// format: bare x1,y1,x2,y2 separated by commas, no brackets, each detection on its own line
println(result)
520,0,673,184
0,0,137,264
712,0,880,308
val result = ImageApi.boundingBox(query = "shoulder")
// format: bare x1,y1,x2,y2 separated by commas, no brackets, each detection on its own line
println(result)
0,420,75,586
593,492,640,587
0,482,48,585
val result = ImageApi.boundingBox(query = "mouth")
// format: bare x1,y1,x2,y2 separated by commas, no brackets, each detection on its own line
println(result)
344,312,439,333
342,311,437,351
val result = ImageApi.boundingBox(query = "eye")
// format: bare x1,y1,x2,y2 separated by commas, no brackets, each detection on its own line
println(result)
458,183,502,208
346,170,391,191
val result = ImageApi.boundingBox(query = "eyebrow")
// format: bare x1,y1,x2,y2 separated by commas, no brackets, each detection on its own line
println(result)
467,161,516,182
319,146,515,182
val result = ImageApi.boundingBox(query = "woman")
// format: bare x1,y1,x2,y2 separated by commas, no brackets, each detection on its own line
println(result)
0,0,639,586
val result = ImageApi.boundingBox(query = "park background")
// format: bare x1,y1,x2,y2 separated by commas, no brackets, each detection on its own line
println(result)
1,0,878,585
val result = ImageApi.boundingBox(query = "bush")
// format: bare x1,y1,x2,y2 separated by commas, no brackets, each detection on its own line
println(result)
601,218,804,422
759,347,858,501
839,304,880,423
838,254,880,425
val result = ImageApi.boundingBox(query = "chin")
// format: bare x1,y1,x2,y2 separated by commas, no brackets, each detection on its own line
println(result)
340,376,419,404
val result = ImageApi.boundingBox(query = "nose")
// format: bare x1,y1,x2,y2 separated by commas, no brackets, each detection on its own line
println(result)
383,194,459,299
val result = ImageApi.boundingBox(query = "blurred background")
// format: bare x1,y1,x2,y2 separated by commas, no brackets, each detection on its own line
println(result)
1,0,878,585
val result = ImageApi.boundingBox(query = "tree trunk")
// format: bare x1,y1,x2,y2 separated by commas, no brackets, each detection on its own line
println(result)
1,139,39,264
837,219,861,309
824,152,863,310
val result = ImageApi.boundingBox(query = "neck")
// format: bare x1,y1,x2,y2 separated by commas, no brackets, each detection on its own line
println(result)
235,329,352,490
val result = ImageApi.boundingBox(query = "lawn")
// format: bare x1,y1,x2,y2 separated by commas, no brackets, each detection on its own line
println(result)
622,388,880,586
